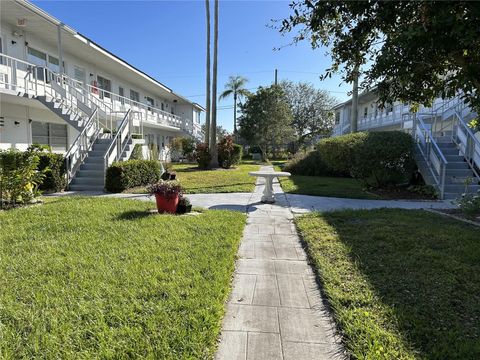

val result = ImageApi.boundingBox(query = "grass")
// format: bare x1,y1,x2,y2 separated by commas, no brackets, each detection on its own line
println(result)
296,209,480,359
126,162,260,194
0,197,246,358
278,174,379,199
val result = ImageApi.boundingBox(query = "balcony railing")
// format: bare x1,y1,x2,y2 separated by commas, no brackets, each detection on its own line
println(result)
0,52,194,135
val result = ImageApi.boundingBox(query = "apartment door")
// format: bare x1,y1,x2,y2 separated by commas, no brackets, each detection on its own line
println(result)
73,65,86,88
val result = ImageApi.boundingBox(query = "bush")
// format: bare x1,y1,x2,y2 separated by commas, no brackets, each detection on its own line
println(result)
38,152,67,192
318,132,368,175
195,143,211,169
130,144,144,160
105,160,161,193
218,135,242,168
284,150,339,176
318,131,415,187
28,144,67,192
454,190,480,217
0,148,45,207
181,137,196,159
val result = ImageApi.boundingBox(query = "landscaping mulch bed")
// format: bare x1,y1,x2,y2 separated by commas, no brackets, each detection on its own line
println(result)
432,208,480,225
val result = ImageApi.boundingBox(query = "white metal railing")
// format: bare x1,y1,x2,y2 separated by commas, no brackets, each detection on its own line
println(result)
85,83,186,130
414,114,448,198
104,109,133,168
0,52,193,135
452,103,480,180
64,108,100,183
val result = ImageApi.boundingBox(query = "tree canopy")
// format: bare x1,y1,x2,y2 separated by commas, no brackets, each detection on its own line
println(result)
280,80,336,146
238,85,294,160
280,1,480,110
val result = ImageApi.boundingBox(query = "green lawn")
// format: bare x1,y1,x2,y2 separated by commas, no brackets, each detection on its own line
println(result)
279,174,379,199
0,197,246,358
296,209,480,359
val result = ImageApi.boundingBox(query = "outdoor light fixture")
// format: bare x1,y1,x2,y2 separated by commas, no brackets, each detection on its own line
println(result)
14,121,20,126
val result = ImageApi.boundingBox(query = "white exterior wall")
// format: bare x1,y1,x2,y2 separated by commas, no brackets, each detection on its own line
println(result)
0,11,202,153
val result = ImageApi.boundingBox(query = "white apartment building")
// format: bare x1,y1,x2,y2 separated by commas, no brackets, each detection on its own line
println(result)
332,90,480,199
0,0,203,190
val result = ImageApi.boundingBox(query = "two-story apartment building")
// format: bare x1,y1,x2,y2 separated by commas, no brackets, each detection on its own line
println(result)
0,0,203,190
332,89,480,199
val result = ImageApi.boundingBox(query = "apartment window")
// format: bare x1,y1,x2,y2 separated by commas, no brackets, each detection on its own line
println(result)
27,47,47,81
130,89,140,103
364,107,368,118
31,121,68,151
73,66,86,86
119,86,125,104
97,75,111,99
146,96,154,112
161,103,165,111
335,112,340,125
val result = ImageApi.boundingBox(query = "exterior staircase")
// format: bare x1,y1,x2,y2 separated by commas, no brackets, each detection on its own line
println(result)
69,138,110,191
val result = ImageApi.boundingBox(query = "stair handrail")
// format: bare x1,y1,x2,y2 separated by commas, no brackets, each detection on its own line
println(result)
414,114,448,198
64,108,100,184
104,109,133,170
451,105,480,181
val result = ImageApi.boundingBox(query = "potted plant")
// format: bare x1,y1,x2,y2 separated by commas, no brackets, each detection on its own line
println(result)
176,195,192,214
147,180,182,213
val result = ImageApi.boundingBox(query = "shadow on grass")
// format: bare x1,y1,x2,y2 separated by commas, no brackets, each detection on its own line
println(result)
319,209,480,359
116,210,156,221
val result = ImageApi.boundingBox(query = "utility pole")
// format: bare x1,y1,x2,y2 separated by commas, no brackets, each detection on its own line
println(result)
274,69,278,86
351,64,359,133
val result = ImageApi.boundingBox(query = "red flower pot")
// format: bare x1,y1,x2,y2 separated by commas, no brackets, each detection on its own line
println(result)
154,193,179,213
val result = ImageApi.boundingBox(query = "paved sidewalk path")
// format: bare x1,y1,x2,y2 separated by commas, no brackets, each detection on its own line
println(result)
215,166,345,360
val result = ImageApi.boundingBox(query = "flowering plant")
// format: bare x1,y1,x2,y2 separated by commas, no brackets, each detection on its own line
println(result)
147,180,182,199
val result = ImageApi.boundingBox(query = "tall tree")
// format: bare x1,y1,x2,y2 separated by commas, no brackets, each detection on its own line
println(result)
209,0,219,167
280,80,336,147
238,85,294,161
280,1,480,111
219,75,251,134
204,0,211,146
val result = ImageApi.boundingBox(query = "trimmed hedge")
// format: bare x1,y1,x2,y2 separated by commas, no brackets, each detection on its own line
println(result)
317,131,415,187
105,160,161,193
38,152,67,192
283,150,339,176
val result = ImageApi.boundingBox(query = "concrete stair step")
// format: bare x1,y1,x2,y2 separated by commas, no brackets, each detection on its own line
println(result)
71,177,104,186
69,184,104,191
444,184,480,192
80,163,104,171
446,162,470,170
83,156,104,164
445,154,465,162
76,170,104,178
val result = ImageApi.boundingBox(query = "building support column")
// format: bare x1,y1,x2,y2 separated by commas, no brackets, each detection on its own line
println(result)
57,23,64,74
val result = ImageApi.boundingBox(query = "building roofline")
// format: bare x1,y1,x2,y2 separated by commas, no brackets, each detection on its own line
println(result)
15,0,203,111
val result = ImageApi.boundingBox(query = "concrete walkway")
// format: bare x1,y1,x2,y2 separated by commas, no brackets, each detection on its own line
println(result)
47,189,454,213
215,167,346,360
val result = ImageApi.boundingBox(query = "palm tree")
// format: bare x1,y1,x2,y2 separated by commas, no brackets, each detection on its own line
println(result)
209,0,219,167
219,75,250,134
204,0,211,146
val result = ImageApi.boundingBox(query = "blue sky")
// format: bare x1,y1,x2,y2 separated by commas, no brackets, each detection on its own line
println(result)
34,0,351,132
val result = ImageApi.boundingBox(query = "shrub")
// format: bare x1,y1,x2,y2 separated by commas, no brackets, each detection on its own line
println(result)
218,135,242,168
130,144,144,160
28,144,67,192
38,152,66,192
195,143,211,169
105,160,161,193
352,131,415,187
0,148,45,207
283,150,339,176
318,131,415,187
181,137,196,159
454,189,480,217
318,132,368,175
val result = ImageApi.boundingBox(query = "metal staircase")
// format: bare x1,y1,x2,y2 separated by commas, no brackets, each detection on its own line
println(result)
0,53,139,191
413,98,480,199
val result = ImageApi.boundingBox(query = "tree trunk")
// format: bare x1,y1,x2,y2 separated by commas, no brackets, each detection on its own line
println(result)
233,92,237,134
209,0,219,167
205,0,211,147
351,64,359,133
